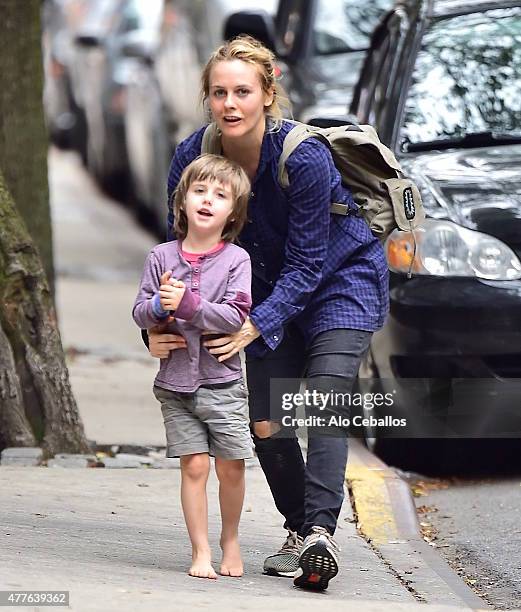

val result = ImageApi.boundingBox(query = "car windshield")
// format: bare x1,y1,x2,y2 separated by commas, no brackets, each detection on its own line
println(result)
400,7,521,149
313,0,392,54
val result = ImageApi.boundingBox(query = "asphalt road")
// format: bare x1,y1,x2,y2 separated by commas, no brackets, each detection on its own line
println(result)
408,471,521,610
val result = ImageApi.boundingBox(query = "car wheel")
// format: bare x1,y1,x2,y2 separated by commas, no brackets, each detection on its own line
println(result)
356,349,442,474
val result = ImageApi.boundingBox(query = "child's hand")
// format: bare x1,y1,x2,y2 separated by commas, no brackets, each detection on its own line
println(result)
160,271,174,286
159,279,186,311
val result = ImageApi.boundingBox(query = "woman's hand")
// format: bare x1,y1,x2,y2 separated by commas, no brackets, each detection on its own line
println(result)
148,318,187,358
203,317,261,362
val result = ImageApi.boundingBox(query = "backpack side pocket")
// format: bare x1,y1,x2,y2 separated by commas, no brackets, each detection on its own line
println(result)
382,178,425,232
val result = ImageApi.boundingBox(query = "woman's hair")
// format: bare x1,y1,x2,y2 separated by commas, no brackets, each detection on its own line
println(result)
200,34,291,124
173,154,251,242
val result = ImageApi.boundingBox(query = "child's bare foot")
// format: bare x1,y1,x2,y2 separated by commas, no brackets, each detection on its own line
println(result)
219,536,243,577
189,549,218,579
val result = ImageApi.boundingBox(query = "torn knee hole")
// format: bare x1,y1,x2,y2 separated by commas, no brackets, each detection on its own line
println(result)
252,421,281,439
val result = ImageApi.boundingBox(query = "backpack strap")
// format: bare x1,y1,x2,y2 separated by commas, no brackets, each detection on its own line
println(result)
278,123,322,188
201,122,222,155
277,122,359,217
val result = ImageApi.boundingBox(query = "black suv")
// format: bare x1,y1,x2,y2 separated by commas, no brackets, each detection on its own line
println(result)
348,0,521,469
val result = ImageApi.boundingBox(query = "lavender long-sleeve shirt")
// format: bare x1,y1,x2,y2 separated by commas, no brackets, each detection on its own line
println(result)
133,240,252,392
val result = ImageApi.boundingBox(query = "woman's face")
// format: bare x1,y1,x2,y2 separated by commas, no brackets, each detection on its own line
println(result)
208,59,273,141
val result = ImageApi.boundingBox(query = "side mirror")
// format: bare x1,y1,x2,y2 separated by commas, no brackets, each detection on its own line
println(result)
307,115,359,128
224,11,277,52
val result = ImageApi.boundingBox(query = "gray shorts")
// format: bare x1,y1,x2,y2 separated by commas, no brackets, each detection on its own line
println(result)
153,381,254,460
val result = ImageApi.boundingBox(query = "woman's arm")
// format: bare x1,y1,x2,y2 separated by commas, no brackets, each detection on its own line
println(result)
148,323,187,357
203,316,260,362
249,139,335,349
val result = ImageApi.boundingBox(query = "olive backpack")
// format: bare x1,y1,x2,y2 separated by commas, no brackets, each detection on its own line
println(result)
201,119,425,242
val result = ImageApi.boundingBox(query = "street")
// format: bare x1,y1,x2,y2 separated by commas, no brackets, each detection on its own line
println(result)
409,473,521,610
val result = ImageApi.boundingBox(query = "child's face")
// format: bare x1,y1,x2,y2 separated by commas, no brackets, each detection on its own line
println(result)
184,178,235,237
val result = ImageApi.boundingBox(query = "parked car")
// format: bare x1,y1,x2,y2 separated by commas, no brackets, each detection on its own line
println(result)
112,0,167,215
340,0,521,470
224,0,393,122
41,0,89,152
73,0,164,197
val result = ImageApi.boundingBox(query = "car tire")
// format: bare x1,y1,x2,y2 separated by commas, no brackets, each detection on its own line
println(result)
357,352,521,474
356,349,442,474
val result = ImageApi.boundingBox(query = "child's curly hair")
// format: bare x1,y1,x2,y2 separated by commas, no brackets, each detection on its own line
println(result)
173,154,250,242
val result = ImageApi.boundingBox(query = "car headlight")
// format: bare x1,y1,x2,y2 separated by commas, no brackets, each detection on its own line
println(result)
386,219,521,280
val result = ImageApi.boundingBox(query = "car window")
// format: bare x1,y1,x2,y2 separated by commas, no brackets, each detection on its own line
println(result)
313,0,393,55
401,7,521,146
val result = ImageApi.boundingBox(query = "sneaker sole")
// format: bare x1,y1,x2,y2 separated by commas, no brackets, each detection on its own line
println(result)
293,541,338,591
263,567,297,578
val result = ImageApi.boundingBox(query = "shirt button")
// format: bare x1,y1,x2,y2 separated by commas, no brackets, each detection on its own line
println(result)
193,282,199,287
260,262,265,268
194,268,199,273
273,335,279,341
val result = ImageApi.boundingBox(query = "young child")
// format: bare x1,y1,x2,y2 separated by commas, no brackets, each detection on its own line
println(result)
133,154,253,580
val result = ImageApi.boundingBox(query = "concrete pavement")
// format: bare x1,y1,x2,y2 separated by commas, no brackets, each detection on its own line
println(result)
51,147,163,447
0,149,492,610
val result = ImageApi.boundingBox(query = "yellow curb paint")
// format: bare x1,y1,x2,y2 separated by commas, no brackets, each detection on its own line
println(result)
346,463,400,545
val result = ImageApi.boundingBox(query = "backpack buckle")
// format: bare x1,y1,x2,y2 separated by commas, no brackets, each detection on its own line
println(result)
330,202,362,217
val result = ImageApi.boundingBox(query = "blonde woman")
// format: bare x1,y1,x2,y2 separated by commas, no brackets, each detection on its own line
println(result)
148,35,389,591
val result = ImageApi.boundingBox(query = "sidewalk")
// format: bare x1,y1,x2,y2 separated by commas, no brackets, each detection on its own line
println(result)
51,148,163,447
0,149,482,610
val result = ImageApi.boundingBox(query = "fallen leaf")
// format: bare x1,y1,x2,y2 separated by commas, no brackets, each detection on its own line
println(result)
417,505,438,514
410,479,450,497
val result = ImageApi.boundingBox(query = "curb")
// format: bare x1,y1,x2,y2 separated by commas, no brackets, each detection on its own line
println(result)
346,439,489,609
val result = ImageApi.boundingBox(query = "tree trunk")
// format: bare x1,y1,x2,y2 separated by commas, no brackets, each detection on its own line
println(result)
0,175,89,455
0,1,89,456
0,0,53,290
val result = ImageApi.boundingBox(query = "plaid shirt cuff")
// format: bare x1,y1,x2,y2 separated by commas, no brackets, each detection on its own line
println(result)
250,308,283,350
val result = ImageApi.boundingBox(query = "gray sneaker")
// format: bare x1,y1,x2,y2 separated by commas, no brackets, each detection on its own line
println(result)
263,530,303,577
293,526,340,590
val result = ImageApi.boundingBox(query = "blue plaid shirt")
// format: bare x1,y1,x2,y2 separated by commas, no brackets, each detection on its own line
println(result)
167,120,389,356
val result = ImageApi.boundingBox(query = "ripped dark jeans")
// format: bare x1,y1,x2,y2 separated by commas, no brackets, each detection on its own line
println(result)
246,325,372,537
